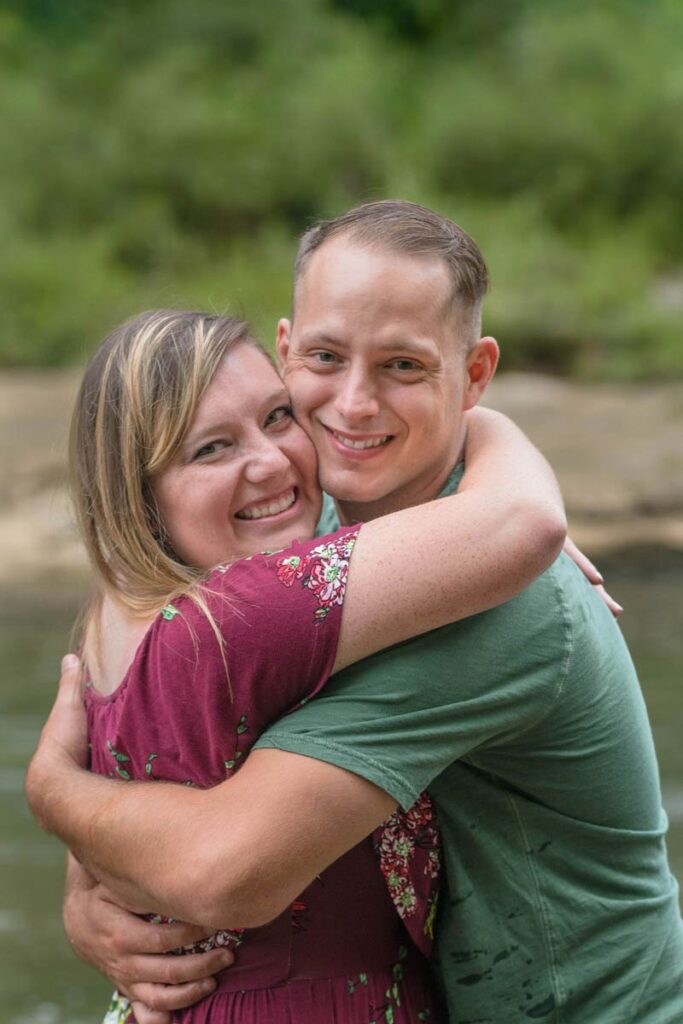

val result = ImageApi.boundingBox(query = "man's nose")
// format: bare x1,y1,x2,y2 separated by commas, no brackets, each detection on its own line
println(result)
244,437,291,483
334,367,380,422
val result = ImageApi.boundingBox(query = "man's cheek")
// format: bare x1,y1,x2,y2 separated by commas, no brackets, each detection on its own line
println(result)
292,387,325,426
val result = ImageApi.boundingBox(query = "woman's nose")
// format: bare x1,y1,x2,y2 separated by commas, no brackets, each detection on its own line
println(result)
243,437,291,483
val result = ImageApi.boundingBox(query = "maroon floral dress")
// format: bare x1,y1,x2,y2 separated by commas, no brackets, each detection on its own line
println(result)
87,528,443,1024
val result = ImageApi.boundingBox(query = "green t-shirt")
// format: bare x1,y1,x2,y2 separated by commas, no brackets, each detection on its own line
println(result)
257,471,683,1022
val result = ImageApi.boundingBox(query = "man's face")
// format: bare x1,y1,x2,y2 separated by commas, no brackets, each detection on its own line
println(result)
277,236,494,517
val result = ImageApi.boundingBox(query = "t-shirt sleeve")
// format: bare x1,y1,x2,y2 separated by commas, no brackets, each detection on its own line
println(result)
154,526,361,727
253,569,569,810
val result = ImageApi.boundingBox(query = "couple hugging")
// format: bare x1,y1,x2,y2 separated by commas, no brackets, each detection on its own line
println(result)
27,200,683,1023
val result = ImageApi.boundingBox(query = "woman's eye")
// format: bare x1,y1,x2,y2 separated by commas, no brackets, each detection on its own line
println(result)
192,440,226,460
265,405,293,428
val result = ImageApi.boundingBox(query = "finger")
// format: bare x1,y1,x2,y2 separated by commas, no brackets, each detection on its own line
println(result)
137,920,219,955
59,653,84,706
98,907,216,954
130,1001,172,1024
129,978,218,1012
130,1002,172,1024
595,583,624,618
126,947,234,986
564,537,603,584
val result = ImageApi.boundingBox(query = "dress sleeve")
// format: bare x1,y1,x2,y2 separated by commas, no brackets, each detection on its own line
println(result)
155,526,361,729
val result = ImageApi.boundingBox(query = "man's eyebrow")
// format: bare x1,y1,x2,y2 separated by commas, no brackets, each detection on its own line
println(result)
372,338,439,358
298,332,347,348
297,333,438,358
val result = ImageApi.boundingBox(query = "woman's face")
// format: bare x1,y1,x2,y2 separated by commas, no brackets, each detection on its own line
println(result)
152,343,321,569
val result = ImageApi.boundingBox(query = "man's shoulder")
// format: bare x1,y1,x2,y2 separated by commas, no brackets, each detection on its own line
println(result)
438,551,572,648
315,493,340,536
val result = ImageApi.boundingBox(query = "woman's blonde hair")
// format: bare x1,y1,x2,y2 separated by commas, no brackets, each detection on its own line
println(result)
70,309,267,618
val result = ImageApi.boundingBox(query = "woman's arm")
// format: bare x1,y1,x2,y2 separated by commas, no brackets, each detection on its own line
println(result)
332,406,566,671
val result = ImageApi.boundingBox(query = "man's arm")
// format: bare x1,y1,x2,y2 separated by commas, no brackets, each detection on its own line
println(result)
27,660,395,930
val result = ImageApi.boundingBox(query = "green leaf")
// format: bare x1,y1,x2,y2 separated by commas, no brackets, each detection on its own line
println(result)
117,767,131,780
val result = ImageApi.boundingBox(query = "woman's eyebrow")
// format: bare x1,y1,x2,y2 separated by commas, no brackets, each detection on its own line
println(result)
184,388,292,446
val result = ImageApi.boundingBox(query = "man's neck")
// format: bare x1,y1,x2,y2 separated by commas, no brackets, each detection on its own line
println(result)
334,439,466,525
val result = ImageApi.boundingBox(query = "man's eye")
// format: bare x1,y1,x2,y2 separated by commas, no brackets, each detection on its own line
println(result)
265,405,293,427
388,359,420,372
312,351,339,365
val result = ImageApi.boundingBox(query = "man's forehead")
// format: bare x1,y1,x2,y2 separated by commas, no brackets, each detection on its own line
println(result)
300,233,450,288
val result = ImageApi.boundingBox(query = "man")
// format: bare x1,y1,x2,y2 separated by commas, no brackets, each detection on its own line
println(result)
28,202,682,1022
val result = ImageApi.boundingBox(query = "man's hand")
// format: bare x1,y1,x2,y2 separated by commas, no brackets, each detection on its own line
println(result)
39,653,89,763
26,654,88,828
563,537,623,617
64,856,233,1024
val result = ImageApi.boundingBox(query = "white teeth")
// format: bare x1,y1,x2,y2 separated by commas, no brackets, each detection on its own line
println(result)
236,489,296,521
333,432,390,450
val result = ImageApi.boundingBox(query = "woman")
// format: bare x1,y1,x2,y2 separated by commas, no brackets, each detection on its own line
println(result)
40,309,566,1023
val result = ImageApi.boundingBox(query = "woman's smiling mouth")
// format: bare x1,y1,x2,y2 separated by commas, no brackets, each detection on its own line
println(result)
235,488,298,521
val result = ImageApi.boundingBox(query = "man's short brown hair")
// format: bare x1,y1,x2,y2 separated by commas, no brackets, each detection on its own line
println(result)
294,199,489,347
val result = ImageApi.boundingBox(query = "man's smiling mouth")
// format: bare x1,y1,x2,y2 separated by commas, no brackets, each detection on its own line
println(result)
329,428,392,451
235,488,297,521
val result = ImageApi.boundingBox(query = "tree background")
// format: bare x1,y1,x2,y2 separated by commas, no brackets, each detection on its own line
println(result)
1,0,682,377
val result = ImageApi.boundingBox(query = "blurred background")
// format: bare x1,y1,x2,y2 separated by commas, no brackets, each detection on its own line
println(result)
1,1,681,1020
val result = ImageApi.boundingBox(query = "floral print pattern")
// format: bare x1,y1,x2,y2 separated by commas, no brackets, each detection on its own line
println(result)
348,945,431,1024
103,993,135,1024
373,793,440,946
276,533,357,621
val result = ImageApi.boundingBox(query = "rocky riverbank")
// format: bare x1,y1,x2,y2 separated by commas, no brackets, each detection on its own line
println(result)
1,369,681,588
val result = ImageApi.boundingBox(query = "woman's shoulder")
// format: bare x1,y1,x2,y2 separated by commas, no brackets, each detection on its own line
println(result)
198,525,362,624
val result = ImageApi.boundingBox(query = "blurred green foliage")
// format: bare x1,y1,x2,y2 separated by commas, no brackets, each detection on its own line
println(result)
1,0,682,376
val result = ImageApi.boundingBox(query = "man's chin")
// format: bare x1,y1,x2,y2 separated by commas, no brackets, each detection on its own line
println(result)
317,469,394,507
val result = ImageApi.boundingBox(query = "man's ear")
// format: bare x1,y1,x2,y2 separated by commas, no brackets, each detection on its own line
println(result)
463,337,499,410
276,319,292,370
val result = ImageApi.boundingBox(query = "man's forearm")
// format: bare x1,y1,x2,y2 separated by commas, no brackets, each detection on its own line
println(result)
27,744,394,931
31,757,214,917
